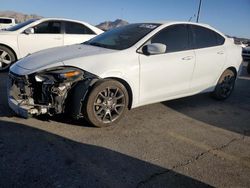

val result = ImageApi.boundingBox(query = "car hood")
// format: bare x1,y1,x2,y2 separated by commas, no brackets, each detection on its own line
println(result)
11,44,116,75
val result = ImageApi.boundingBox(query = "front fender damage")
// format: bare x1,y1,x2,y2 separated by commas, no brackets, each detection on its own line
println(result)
65,78,98,119
8,69,99,118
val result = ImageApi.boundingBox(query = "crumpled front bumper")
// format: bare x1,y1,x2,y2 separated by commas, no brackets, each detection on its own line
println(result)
8,97,40,118
7,73,48,118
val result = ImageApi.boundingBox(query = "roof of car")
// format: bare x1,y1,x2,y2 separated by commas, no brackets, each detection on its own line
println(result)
146,21,210,27
142,21,225,37
37,17,91,25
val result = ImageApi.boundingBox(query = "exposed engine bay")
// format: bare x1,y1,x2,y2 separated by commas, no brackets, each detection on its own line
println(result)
8,66,97,118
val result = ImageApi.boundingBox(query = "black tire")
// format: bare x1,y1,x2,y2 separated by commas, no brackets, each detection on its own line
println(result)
83,79,129,127
212,69,236,100
0,45,16,72
247,62,250,74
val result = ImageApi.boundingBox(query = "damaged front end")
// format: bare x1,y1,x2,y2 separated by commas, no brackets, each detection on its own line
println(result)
8,66,96,118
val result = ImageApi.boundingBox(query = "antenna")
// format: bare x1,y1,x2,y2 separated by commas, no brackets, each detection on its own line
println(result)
196,0,202,23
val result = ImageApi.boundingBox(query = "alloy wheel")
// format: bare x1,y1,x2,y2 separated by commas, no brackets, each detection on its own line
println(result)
219,74,235,98
93,86,126,124
0,49,12,70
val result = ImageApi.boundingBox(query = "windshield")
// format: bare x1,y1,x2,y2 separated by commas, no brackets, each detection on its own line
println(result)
6,19,39,31
84,23,160,50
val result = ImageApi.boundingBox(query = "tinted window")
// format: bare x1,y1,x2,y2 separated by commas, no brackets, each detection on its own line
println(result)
0,18,12,24
191,25,225,49
215,32,225,45
85,23,160,50
65,22,95,34
34,21,61,34
150,24,189,53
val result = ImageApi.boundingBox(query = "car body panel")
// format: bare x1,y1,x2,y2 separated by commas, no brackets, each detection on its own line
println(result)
139,49,195,105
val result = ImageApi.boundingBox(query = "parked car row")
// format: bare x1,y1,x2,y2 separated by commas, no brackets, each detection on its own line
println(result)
0,18,103,71
8,21,242,127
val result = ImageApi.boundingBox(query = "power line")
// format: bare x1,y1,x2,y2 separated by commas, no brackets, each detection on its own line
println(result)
196,0,202,23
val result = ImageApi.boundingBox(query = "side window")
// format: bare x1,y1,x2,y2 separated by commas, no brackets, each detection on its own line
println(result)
65,22,95,34
34,21,61,34
150,24,189,53
0,18,12,24
215,32,225,45
191,25,224,49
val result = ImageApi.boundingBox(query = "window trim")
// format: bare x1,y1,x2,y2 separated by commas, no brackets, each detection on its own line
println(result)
137,24,192,55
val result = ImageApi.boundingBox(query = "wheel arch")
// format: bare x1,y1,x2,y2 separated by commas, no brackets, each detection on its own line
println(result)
107,77,133,110
226,66,238,77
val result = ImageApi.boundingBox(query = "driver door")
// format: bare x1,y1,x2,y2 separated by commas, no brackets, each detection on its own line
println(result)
18,21,63,58
139,24,195,105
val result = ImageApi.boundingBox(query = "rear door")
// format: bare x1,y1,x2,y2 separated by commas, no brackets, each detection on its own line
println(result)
18,21,63,57
189,25,226,92
63,21,97,45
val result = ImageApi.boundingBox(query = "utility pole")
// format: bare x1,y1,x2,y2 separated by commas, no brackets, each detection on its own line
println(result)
196,0,202,23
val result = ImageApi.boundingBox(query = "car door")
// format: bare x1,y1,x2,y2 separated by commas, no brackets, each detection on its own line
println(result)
189,25,226,92
18,21,63,58
63,21,96,45
139,24,195,105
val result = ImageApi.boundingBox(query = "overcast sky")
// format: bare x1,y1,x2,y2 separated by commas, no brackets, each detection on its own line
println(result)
1,0,250,38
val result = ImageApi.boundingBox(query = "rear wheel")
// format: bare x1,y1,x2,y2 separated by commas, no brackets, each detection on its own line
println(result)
84,79,129,127
212,69,236,100
0,46,16,72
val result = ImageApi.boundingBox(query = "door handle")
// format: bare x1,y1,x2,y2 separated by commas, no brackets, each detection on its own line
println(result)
217,51,224,55
182,56,193,61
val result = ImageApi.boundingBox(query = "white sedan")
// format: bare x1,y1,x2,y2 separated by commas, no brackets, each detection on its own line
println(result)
8,22,242,127
0,18,103,71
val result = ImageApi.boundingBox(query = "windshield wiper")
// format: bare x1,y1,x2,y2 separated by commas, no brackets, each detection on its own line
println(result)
86,42,110,49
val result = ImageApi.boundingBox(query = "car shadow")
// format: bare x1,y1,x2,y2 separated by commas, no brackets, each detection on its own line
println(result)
0,120,213,187
162,75,250,136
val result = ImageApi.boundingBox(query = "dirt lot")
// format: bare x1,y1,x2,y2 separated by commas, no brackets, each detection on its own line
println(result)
0,62,250,187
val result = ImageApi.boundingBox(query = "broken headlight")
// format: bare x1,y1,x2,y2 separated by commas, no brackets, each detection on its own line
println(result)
34,66,84,83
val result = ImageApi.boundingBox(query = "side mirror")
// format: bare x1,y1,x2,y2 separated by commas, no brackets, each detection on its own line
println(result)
24,28,34,34
142,43,166,55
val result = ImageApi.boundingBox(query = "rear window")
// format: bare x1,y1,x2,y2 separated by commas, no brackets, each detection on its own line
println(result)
65,22,95,34
191,25,225,49
0,18,12,24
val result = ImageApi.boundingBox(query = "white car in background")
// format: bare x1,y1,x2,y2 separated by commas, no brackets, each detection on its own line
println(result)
0,17,16,30
0,18,103,71
8,22,242,127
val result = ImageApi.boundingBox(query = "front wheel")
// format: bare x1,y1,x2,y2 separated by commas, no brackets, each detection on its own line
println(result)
0,46,16,72
212,69,236,100
83,79,129,127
